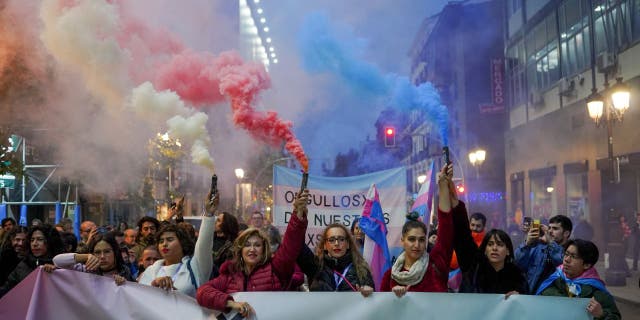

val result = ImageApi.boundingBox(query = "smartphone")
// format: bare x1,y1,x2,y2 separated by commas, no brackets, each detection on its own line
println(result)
96,226,108,235
532,219,541,235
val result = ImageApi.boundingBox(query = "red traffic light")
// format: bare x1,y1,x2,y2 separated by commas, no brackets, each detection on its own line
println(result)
386,128,394,136
384,126,396,147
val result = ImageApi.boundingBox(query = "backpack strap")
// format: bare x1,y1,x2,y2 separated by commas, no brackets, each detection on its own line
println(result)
186,256,197,289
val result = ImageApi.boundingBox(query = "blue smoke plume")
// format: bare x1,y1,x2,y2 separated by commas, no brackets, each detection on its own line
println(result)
298,12,449,145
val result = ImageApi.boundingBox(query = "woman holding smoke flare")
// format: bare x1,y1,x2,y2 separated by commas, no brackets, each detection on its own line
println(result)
380,163,455,295
137,191,217,297
196,190,310,318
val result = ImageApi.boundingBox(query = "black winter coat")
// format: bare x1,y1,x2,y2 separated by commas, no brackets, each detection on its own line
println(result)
0,254,53,297
297,244,374,292
459,260,528,294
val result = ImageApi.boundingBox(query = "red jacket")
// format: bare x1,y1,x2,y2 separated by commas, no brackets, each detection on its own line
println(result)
380,206,454,292
197,213,307,311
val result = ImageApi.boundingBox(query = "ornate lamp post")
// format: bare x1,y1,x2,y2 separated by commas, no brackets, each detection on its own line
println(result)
585,77,631,287
468,148,486,179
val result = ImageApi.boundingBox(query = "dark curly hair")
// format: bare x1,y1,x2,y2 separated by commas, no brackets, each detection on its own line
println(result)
27,224,64,259
1,226,28,251
156,224,195,257
135,216,160,243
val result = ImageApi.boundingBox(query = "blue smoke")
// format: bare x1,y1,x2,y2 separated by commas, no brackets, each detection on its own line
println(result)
297,12,389,97
298,12,449,145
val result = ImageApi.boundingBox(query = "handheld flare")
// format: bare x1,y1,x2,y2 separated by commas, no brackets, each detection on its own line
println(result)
299,172,309,195
442,146,451,165
209,174,218,203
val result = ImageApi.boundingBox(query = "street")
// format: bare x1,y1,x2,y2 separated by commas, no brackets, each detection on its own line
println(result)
617,298,640,320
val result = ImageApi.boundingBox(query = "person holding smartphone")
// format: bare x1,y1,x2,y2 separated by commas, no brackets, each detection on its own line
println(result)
514,215,573,294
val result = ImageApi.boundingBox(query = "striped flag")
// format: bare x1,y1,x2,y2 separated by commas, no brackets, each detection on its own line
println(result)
359,184,391,291
411,160,436,223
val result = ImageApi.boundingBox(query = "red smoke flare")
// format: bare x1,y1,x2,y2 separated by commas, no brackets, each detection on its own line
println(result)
155,50,309,172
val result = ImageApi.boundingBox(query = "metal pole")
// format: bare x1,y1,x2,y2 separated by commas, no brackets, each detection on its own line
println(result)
21,137,26,203
606,113,615,184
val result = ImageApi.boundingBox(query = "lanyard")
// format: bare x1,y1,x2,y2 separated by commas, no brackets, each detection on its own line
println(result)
333,263,356,291
159,262,183,282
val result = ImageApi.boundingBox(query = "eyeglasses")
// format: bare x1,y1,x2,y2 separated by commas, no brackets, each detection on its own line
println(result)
564,251,581,260
94,249,113,256
326,237,347,244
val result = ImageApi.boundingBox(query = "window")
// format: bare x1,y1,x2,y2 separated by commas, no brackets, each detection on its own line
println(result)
508,0,523,15
566,172,589,221
526,14,559,91
529,167,557,222
634,0,640,40
559,0,592,77
507,40,526,106
594,0,633,54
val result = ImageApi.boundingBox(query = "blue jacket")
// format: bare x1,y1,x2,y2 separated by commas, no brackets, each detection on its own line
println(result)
514,241,563,293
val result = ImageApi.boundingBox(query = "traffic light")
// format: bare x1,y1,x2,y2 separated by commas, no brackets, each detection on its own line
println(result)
384,126,396,147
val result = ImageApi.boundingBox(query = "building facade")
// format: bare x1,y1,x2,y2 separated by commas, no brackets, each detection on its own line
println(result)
504,0,640,253
407,0,507,227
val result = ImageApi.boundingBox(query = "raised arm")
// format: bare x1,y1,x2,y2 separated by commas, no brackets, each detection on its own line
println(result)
451,201,480,273
53,252,99,272
192,215,216,285
190,192,218,285
429,164,456,286
271,190,309,283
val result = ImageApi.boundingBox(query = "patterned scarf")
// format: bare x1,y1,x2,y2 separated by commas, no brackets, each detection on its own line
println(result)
535,265,610,296
391,252,429,286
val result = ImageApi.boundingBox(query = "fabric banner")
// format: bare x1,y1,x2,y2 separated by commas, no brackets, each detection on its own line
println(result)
0,269,591,320
272,166,406,257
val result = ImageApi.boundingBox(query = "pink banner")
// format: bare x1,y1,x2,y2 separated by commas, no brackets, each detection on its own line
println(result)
0,268,218,320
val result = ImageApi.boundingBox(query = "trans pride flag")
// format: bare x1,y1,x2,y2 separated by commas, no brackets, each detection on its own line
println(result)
360,184,391,291
411,160,436,223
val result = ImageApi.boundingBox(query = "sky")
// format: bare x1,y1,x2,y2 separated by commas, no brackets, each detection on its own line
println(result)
0,0,451,194
259,0,451,172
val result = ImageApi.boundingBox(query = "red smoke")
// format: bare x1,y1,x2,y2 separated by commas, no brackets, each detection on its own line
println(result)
66,0,310,172
154,50,309,172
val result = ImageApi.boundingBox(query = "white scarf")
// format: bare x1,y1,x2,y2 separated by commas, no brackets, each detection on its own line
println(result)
390,252,429,286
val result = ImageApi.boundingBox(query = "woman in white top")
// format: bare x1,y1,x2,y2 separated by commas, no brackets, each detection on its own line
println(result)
51,233,134,285
137,196,216,297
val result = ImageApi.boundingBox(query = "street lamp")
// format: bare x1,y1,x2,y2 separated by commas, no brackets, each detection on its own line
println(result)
468,148,486,178
235,168,245,180
585,76,631,287
586,77,631,183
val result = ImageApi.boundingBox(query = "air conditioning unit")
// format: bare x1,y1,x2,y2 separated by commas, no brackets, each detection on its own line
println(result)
529,90,544,106
596,52,617,73
558,77,576,97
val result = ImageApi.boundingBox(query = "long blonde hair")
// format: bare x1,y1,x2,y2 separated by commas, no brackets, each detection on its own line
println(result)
231,228,272,273
314,223,371,284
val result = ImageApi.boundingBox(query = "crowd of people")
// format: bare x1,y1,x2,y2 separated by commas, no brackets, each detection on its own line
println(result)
0,165,632,319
